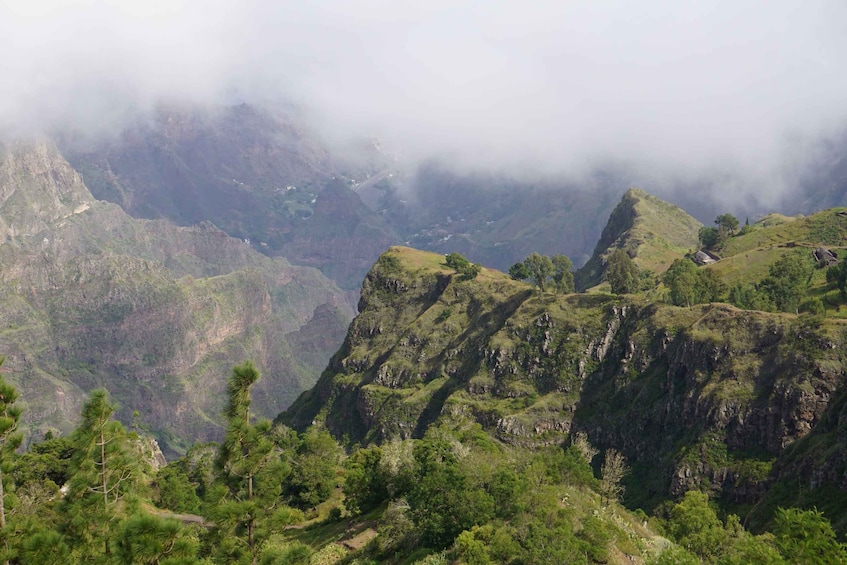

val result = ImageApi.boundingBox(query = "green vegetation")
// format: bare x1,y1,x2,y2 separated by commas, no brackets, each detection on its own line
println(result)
575,188,702,290
605,248,640,294
444,252,482,280
509,252,574,293
663,258,726,306
7,368,842,563
9,152,847,564
4,225,847,562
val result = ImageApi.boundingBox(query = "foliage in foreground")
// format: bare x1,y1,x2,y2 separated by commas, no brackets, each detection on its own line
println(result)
1,360,845,564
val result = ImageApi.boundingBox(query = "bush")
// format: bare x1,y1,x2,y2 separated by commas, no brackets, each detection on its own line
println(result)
445,252,471,271
799,298,825,316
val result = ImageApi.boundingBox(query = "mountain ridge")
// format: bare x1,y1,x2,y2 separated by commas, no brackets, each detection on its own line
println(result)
0,139,353,456
282,237,847,533
574,187,702,290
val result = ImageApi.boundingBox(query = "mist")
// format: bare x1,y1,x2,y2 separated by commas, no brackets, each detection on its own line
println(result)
3,0,847,208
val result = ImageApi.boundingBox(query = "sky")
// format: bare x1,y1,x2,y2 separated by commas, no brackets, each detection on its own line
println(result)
2,0,847,206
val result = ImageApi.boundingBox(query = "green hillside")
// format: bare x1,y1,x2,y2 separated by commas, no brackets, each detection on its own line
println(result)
282,245,847,537
575,188,702,290
700,208,847,316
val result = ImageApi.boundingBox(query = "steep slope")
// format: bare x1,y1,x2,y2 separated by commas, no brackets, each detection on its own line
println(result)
283,246,847,532
574,188,702,290
59,104,398,289
0,140,353,455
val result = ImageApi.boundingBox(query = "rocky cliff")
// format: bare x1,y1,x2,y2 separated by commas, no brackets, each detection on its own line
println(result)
283,245,847,530
0,140,353,456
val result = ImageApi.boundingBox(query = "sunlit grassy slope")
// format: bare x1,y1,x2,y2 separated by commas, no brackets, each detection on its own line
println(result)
575,188,702,290
706,208,847,316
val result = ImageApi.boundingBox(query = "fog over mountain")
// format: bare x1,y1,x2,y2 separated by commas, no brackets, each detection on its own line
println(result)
3,0,847,209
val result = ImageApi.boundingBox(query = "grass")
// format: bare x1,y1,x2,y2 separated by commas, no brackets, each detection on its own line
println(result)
576,188,702,290
628,189,703,273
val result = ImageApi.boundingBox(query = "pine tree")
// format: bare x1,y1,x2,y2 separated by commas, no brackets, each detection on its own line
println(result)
0,360,22,565
211,362,301,565
64,389,137,560
114,513,198,564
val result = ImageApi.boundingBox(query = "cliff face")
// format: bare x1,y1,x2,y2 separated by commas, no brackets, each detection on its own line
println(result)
0,140,353,456
284,246,847,525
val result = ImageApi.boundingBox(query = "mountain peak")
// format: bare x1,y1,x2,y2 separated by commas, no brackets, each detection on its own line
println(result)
0,140,93,240
574,188,701,290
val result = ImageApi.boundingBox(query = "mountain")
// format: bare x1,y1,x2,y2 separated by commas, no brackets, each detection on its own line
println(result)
0,139,353,456
574,187,702,290
58,104,398,289
282,241,847,532
375,162,623,270
56,107,635,288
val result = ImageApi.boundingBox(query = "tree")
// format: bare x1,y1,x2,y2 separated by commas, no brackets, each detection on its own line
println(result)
212,362,301,565
551,255,575,293
663,259,700,307
827,263,847,299
665,490,728,561
799,298,825,317
285,428,340,509
155,464,200,513
570,432,598,465
716,213,740,236
697,269,727,302
663,259,725,307
759,251,813,312
63,389,139,560
343,447,387,515
523,253,553,292
773,507,847,563
0,361,22,565
407,433,494,549
459,262,482,280
445,252,471,272
599,449,628,505
605,249,639,294
699,226,720,249
18,530,70,565
508,262,529,281
445,252,481,280
114,513,197,564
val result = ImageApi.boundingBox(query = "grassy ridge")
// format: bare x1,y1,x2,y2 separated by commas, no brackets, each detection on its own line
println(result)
575,188,701,290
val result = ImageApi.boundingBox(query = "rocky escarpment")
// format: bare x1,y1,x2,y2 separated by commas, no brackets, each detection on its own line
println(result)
0,140,353,456
283,246,847,528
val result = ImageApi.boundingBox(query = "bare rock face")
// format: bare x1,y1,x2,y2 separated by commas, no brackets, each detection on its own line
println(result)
0,140,353,457
283,247,847,522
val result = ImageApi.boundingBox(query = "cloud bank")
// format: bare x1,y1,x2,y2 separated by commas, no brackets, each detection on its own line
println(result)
2,0,847,205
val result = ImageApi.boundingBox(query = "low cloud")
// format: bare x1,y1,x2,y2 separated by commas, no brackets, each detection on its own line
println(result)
3,0,846,207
